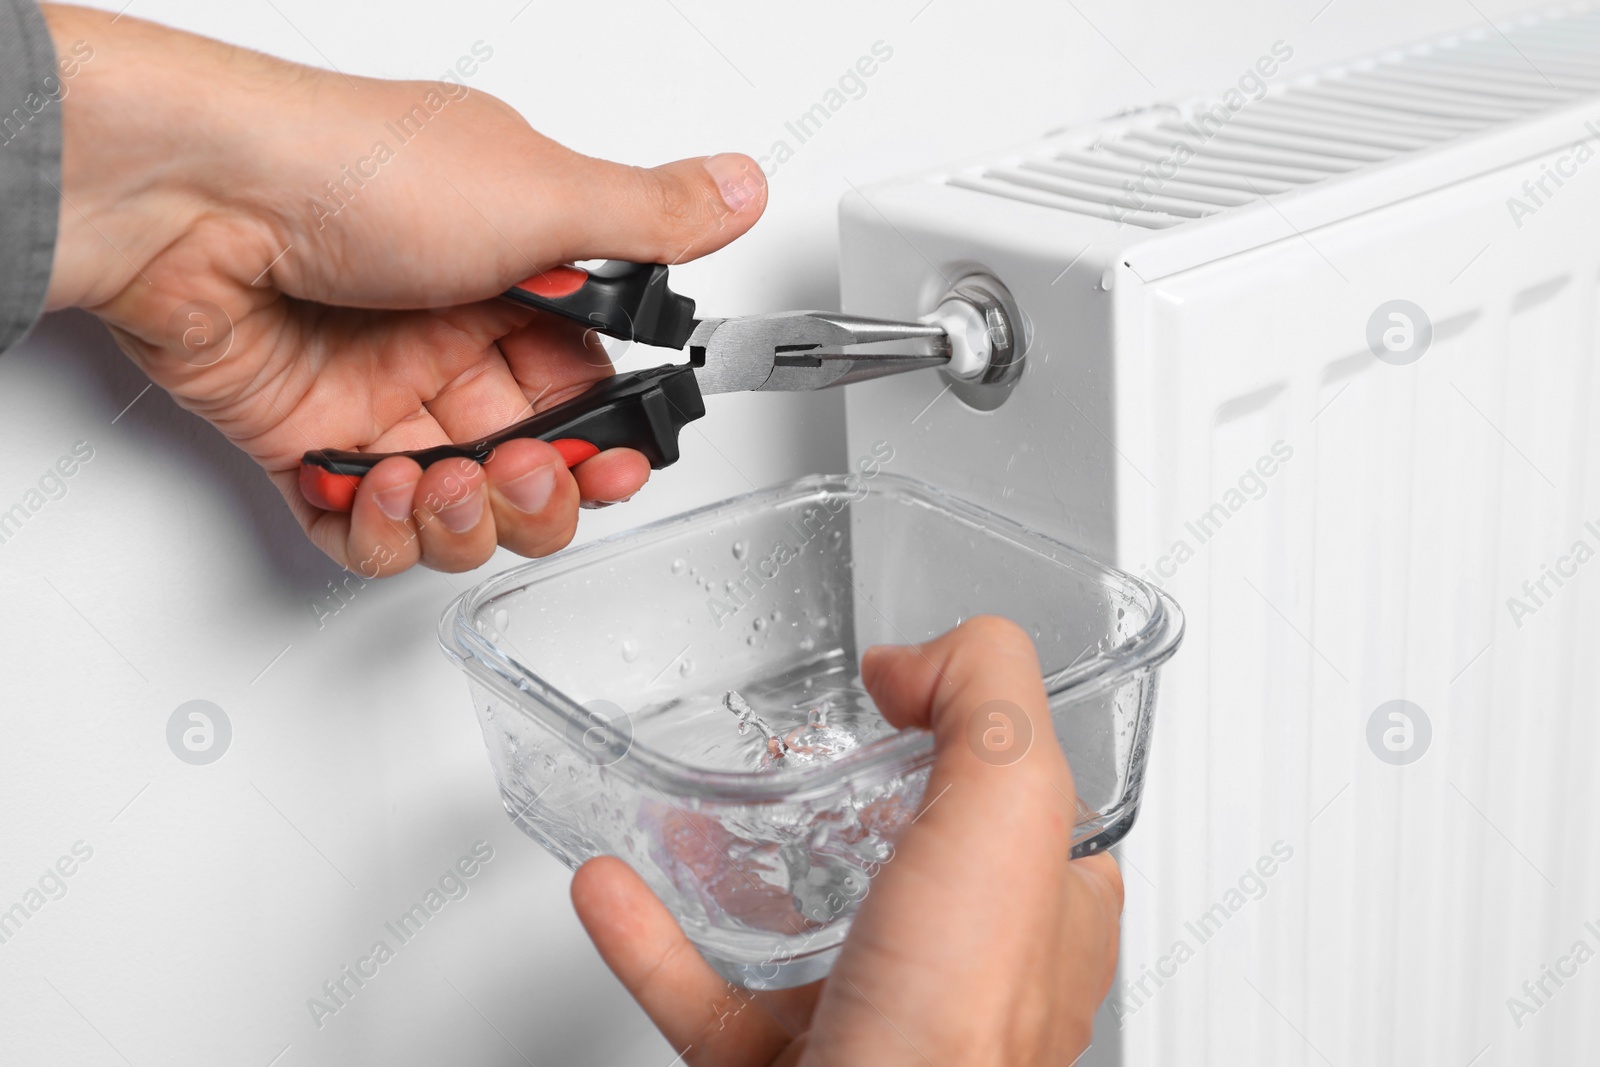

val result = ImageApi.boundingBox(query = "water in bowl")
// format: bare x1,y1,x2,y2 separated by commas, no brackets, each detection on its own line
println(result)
629,647,899,773
625,648,920,932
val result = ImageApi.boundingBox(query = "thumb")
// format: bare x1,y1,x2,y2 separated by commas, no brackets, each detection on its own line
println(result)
860,615,1049,747
551,151,767,266
860,615,1079,804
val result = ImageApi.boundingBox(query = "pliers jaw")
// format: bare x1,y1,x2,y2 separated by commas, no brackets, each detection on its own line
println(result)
687,311,952,396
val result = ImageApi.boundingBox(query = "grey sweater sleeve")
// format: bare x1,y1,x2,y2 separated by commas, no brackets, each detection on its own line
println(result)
0,0,60,354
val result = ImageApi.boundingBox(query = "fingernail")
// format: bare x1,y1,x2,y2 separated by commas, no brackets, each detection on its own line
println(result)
703,153,763,212
580,493,634,511
373,482,417,522
438,487,484,533
499,464,557,514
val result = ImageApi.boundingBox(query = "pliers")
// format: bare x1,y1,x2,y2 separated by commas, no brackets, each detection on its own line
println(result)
299,260,955,511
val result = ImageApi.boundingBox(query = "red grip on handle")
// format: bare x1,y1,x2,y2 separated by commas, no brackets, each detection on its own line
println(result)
549,437,600,466
300,465,361,513
299,437,603,513
514,265,588,298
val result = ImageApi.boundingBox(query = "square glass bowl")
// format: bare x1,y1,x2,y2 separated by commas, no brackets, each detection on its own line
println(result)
439,473,1182,989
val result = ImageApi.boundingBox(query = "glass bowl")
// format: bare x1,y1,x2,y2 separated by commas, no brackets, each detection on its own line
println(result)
439,472,1183,989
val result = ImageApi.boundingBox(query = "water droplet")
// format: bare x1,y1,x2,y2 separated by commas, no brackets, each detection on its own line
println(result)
725,579,738,596
732,540,748,560
753,617,767,632
671,559,686,575
799,635,816,652
492,608,509,632
746,634,758,646
828,529,844,549
770,610,782,623
679,658,694,677
620,638,639,662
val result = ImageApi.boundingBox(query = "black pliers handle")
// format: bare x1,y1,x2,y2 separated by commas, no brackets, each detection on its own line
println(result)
299,262,704,511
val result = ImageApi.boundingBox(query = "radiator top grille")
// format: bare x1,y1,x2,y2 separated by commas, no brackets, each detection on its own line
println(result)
950,7,1600,228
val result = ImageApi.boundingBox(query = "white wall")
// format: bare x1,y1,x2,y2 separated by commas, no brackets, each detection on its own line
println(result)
0,1,1537,1064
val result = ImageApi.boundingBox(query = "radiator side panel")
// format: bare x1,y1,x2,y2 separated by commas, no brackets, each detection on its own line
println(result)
1112,145,1600,1067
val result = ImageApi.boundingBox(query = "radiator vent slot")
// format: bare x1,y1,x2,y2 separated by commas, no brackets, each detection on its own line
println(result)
950,8,1600,228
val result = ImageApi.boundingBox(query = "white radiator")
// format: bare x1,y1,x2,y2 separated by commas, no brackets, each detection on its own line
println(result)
840,7,1600,1065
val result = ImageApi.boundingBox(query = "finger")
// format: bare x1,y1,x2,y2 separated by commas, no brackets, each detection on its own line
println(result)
810,620,1086,1058
410,456,496,572
859,615,1077,847
252,76,768,307
482,438,581,557
571,857,792,1066
861,616,1058,756
1075,851,1126,959
1076,851,1124,912
497,313,615,400
491,317,653,506
420,312,606,447
274,304,540,461
572,448,650,507
1048,851,1124,1035
541,153,767,266
753,982,824,1038
341,455,425,577
1071,852,1125,981
416,313,650,510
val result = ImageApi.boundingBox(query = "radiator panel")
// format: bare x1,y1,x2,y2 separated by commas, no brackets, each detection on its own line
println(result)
1112,155,1600,1066
841,9,1600,1064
